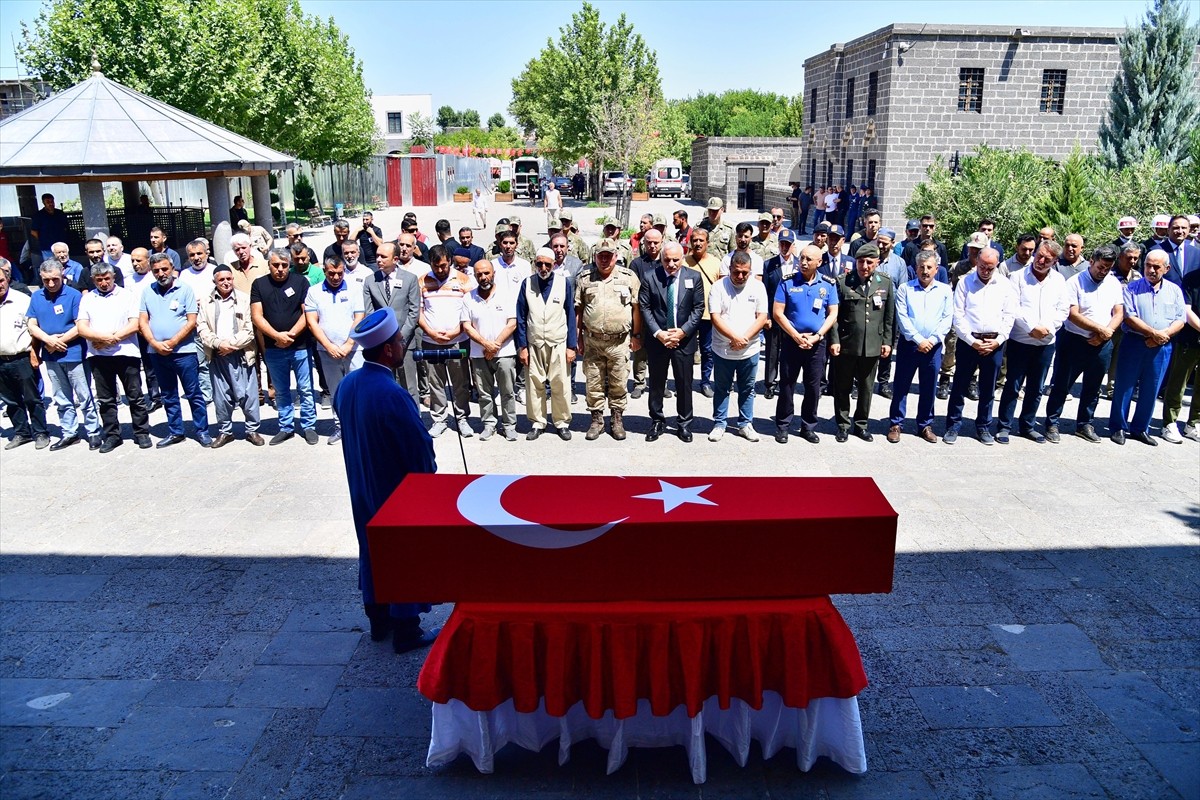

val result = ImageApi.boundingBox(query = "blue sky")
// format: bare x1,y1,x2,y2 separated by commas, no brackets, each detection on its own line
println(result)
0,0,1153,121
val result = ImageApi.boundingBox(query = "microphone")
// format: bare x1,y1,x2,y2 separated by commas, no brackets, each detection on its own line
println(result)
411,347,469,363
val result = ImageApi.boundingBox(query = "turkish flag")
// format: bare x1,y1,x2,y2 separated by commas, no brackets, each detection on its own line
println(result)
368,475,896,603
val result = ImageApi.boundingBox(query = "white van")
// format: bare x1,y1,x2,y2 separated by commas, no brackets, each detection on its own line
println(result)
648,159,684,197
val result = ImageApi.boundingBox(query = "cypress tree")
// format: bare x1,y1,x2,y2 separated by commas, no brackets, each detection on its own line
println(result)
1099,0,1200,168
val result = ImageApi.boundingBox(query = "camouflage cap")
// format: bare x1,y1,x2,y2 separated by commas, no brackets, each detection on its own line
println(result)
758,212,773,224
652,213,667,226
595,237,618,254
558,209,574,222
706,196,724,211
602,216,620,228
495,222,509,234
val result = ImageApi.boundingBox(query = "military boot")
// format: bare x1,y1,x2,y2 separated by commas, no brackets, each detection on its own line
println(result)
610,409,626,440
586,411,605,440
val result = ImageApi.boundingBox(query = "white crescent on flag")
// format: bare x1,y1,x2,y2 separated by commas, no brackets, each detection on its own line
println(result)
456,474,627,549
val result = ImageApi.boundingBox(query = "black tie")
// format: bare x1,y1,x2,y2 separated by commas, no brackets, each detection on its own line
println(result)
383,277,392,304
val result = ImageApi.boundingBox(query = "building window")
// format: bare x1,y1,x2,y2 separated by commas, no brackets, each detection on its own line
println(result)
867,71,878,116
866,160,877,191
810,87,818,124
825,160,834,188
1040,69,1067,114
809,159,817,189
844,77,855,119
386,112,404,134
958,68,984,113
845,159,854,188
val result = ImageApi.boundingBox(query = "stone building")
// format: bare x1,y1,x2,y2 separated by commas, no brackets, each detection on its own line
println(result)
689,137,804,215
801,23,1200,226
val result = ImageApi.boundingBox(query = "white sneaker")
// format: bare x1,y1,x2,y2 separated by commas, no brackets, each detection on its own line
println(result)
480,426,495,441
732,425,760,442
1161,424,1183,444
708,426,726,442
1183,423,1200,442
456,420,474,438
428,420,448,438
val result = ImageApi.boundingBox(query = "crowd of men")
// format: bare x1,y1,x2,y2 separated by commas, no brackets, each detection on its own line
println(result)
1,196,1198,452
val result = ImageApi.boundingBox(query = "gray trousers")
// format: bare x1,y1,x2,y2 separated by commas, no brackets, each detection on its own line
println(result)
424,341,471,423
471,355,517,429
318,348,364,431
197,352,212,404
210,352,261,435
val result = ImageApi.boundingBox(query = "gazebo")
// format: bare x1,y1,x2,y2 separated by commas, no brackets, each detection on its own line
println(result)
0,61,294,260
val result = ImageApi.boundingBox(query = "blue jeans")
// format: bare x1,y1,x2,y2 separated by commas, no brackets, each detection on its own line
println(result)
698,320,714,388
44,360,100,438
712,352,758,429
888,338,942,429
150,351,208,436
1109,336,1172,435
263,346,316,433
1046,330,1112,429
945,339,1003,431
996,339,1055,433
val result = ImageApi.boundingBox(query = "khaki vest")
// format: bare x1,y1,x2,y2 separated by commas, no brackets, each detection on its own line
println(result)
524,275,568,347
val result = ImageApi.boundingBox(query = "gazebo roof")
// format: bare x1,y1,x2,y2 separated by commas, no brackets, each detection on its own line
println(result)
0,66,294,183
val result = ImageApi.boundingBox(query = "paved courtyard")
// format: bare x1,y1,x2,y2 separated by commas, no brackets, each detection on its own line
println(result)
1,197,1198,799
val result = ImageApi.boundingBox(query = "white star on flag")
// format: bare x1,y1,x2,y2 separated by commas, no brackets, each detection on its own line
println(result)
633,480,717,514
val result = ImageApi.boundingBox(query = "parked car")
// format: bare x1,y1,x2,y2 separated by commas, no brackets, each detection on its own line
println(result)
681,174,691,197
602,171,629,196
551,175,573,193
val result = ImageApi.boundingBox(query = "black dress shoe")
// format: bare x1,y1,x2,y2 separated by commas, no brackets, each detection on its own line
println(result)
774,430,789,444
764,386,776,399
135,434,153,449
393,626,440,654
800,430,820,444
88,434,102,450
526,427,542,441
966,381,979,401
49,434,82,451
853,428,873,442
1130,431,1158,447
4,435,32,450
156,434,186,449
556,426,572,441
878,383,893,399
646,422,665,442
678,428,693,443
99,436,123,453
936,382,950,400
836,428,850,442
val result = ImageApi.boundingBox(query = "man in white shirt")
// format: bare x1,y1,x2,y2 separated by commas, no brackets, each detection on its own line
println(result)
76,263,153,451
339,240,374,296
995,240,1070,443
543,182,562,231
461,259,518,441
178,238,217,405
708,251,769,441
942,247,1017,445
418,244,473,437
0,265,49,449
491,231,532,303
305,259,365,444
718,222,764,279
396,233,429,279
103,235,133,278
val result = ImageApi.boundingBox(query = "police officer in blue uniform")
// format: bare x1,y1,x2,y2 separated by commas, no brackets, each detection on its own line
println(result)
772,244,838,444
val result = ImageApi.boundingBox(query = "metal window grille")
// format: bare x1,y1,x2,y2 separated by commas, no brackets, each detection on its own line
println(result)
957,68,984,113
1040,70,1066,114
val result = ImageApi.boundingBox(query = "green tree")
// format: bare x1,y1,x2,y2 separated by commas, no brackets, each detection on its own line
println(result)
1099,0,1200,168
407,111,434,149
905,145,1055,255
293,172,316,210
1024,148,1099,240
460,109,481,128
436,105,459,131
20,0,377,165
434,127,523,151
509,1,660,172
487,112,506,131
676,89,800,137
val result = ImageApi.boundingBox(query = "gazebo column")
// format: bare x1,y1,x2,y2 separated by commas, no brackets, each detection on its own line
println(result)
250,173,273,234
206,176,233,262
79,182,109,239
15,185,38,217
121,181,142,210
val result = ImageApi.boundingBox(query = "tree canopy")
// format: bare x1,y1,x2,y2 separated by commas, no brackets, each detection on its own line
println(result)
509,2,661,164
20,0,378,165
676,90,803,138
1099,0,1200,168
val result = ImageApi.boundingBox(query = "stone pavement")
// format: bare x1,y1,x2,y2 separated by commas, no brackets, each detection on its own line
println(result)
1,198,1198,799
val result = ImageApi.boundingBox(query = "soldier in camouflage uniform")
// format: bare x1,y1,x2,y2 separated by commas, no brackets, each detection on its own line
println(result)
697,196,735,260
593,217,633,267
575,238,643,440
508,218,537,265
652,213,677,247
751,213,779,260
558,210,592,265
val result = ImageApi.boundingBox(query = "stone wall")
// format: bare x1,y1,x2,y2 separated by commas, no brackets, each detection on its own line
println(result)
802,23,1200,227
691,137,805,213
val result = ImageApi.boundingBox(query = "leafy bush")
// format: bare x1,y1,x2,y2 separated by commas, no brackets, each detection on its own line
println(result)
633,178,648,193
455,186,470,195
294,173,316,210
497,180,511,193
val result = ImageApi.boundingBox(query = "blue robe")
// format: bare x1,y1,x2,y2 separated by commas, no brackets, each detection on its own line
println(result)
333,361,436,618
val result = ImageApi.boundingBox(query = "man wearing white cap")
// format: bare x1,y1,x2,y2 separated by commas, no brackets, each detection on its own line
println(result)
1142,214,1171,256
333,307,439,654
1111,216,1138,249
515,247,576,440
1189,215,1199,244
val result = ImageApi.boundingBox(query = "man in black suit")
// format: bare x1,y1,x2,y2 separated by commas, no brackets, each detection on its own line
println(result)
639,242,705,442
363,242,421,397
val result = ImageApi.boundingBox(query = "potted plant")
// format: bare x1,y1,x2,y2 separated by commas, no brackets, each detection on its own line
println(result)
631,178,649,201
494,180,513,202
454,186,471,202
